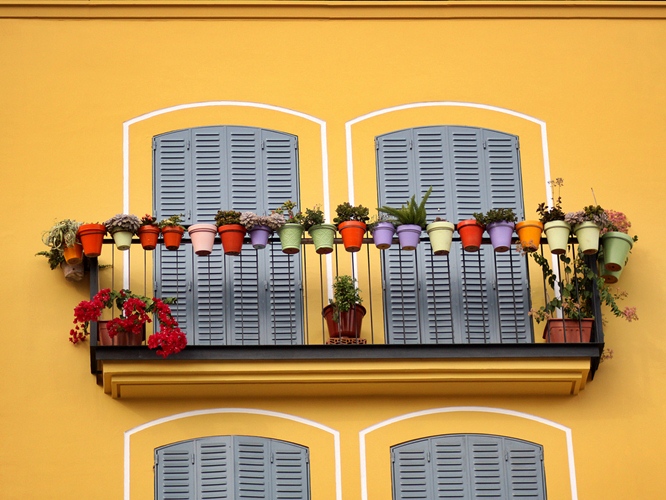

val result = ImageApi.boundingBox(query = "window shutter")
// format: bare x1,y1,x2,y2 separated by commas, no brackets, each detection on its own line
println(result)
155,440,196,500
271,439,310,500
504,437,545,499
376,126,531,344
234,436,271,499
431,435,469,498
468,435,507,498
391,438,433,500
196,436,231,499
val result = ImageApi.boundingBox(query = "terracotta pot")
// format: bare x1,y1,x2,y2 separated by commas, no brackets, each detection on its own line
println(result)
137,225,160,250
338,221,367,253
218,224,247,256
77,224,106,258
308,224,336,255
371,222,396,250
161,226,185,251
63,243,83,265
515,220,543,252
322,304,366,338
457,219,484,252
543,318,593,343
188,223,217,256
486,221,515,253
97,320,146,346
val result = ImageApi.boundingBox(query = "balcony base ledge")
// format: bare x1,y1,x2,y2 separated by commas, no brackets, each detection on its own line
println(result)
95,345,598,399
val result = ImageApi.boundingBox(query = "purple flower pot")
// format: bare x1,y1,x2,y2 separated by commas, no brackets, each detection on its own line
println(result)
371,222,396,249
487,221,515,253
249,225,272,249
396,224,422,251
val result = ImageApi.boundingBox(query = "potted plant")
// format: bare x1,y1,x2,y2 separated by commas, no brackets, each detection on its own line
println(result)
137,214,161,250
368,213,397,250
564,205,610,255
299,205,336,255
274,201,304,254
240,211,284,250
426,216,455,255
530,250,637,343
536,178,570,255
322,275,366,339
188,221,217,256
36,247,84,282
599,209,637,281
158,214,186,251
215,210,246,256
333,202,370,253
456,217,485,253
104,213,141,251
77,221,107,258
377,187,432,251
41,219,83,265
473,208,517,253
69,288,187,357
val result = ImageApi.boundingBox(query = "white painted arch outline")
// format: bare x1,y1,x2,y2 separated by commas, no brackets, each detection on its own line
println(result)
124,408,342,500
359,406,578,500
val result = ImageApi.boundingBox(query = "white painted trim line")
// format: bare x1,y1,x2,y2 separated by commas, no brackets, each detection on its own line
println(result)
121,100,334,296
124,407,342,500
358,406,577,500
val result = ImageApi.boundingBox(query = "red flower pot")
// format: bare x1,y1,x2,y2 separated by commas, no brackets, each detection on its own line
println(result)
97,320,146,346
338,221,367,253
322,304,366,338
457,219,484,252
77,224,106,258
161,226,184,251
218,224,247,256
137,225,160,250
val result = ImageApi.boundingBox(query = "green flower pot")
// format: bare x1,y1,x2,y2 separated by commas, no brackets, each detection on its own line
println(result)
110,229,133,251
544,220,571,255
426,221,455,255
573,221,601,255
308,223,336,255
277,223,304,254
601,231,633,272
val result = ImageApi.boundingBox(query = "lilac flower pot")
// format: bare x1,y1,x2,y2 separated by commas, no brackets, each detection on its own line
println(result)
249,225,272,249
486,221,515,253
396,224,422,251
371,222,396,250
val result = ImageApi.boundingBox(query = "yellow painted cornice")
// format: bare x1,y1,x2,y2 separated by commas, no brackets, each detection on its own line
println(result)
100,357,591,399
1,1,665,19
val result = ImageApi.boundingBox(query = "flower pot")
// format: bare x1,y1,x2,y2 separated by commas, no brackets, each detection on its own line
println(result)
457,219,484,252
322,304,366,338
77,223,106,258
188,223,217,256
599,252,627,284
573,222,601,255
543,221,571,255
338,221,367,253
601,231,633,272
248,225,272,249
161,226,185,251
97,320,145,346
542,318,593,343
61,261,84,282
137,225,160,250
396,224,422,251
109,229,134,251
63,243,83,265
371,222,396,250
426,221,454,255
218,224,247,256
276,223,304,254
486,221,515,253
308,223,336,255
515,220,543,252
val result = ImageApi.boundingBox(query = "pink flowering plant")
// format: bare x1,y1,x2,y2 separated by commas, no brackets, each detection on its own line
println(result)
601,209,638,242
70,289,187,358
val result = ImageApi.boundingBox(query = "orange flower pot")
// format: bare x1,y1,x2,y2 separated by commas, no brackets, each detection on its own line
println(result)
515,220,544,252
63,243,83,265
322,304,366,338
543,318,593,343
161,226,184,251
456,219,484,252
338,221,367,253
77,224,106,258
137,225,160,250
218,224,247,256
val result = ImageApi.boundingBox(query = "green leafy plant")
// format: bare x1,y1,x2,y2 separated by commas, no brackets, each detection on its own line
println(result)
297,205,326,231
214,210,242,226
333,202,370,226
329,275,363,321
41,219,81,251
536,178,566,224
158,214,186,230
565,205,610,227
36,247,66,270
473,208,517,226
530,250,637,324
377,187,433,229
272,200,300,224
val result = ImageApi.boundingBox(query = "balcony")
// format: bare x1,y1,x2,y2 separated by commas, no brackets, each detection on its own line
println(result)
88,233,605,399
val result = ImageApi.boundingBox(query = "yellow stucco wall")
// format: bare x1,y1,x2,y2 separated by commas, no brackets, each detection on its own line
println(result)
1,2,665,498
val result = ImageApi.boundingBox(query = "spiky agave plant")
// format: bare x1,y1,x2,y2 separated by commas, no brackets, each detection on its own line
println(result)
377,186,433,229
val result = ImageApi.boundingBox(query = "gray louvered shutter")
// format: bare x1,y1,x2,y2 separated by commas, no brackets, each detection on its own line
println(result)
431,435,468,498
272,439,309,500
195,436,231,499
391,438,433,500
504,437,545,499
468,435,506,498
376,126,531,344
234,436,271,499
155,440,196,500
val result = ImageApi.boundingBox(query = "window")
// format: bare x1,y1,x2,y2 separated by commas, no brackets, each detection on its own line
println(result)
376,126,532,344
391,434,546,499
153,126,304,345
155,435,310,499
